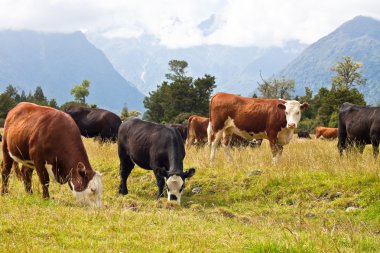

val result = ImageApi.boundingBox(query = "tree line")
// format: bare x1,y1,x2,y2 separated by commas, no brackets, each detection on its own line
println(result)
0,56,371,131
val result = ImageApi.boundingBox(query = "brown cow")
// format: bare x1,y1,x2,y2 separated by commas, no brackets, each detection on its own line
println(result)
187,115,262,148
209,93,308,162
186,115,209,147
1,102,102,207
315,127,338,139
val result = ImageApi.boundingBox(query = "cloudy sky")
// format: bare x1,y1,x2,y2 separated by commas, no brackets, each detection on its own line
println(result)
0,0,379,48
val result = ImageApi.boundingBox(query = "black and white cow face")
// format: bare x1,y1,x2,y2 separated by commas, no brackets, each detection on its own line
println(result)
166,168,195,204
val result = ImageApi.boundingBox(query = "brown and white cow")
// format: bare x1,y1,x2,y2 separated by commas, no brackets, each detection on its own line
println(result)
209,93,309,162
186,115,210,147
1,102,102,207
315,126,338,140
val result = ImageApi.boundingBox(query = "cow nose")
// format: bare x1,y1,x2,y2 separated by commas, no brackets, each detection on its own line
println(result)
169,195,177,201
288,123,296,128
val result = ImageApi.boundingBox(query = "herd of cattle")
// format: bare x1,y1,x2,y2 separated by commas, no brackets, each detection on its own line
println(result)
1,92,379,208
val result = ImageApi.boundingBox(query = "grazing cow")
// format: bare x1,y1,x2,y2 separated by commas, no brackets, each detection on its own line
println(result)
315,127,338,139
187,115,262,148
338,102,380,159
209,92,309,162
222,134,263,148
167,123,188,143
186,115,209,147
118,117,196,204
64,105,122,142
1,102,102,207
297,131,311,139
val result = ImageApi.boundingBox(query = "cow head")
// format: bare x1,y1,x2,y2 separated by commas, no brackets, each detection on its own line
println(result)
166,168,196,204
278,101,309,129
70,162,103,208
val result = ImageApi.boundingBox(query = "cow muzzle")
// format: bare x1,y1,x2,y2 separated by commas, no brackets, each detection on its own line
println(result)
287,123,296,129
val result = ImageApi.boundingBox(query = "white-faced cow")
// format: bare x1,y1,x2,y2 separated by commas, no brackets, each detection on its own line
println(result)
338,102,380,159
209,93,309,162
64,105,122,142
118,117,195,204
1,102,103,208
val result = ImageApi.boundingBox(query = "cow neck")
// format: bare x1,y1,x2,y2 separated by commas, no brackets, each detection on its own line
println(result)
60,143,92,181
166,136,184,177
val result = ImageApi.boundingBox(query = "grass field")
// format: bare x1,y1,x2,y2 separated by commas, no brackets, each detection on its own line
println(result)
0,137,379,252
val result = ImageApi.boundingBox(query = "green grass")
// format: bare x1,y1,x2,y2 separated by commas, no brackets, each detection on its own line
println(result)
0,138,379,252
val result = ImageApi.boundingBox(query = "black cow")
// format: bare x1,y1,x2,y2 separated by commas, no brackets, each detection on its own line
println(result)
118,118,195,203
167,123,188,143
0,133,2,142
64,105,122,142
297,131,311,139
338,102,380,159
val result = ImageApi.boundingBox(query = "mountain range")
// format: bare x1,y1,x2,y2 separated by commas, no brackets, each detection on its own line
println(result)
86,34,306,96
0,30,144,111
280,16,380,105
0,15,379,113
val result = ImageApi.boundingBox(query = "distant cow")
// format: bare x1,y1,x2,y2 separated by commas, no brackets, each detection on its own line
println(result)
64,105,122,142
167,123,188,143
297,131,311,139
209,93,308,162
338,102,380,159
118,118,195,204
315,127,338,139
186,115,209,147
1,102,102,207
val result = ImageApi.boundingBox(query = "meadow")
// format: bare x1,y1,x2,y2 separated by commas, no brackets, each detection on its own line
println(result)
0,137,379,252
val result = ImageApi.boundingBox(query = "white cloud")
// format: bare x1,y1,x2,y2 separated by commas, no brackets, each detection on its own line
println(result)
0,0,379,48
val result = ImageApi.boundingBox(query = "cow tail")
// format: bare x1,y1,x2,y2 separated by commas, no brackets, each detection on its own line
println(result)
337,113,347,156
13,162,22,180
187,116,194,141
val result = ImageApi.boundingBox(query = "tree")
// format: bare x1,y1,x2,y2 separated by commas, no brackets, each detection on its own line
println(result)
331,56,366,91
120,104,129,121
33,86,48,105
70,80,90,104
144,60,216,123
257,73,295,99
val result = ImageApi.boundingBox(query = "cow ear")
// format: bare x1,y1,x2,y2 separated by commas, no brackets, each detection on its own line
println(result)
277,103,286,110
301,102,309,110
77,162,86,177
184,168,196,179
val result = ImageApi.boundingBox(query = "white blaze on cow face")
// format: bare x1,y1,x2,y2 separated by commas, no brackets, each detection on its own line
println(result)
281,100,308,129
71,171,103,208
166,175,184,204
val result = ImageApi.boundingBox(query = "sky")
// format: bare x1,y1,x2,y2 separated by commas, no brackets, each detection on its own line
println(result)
0,0,380,48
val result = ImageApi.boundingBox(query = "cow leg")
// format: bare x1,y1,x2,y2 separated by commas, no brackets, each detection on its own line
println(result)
222,134,233,162
21,166,34,194
1,142,13,195
356,142,365,154
118,145,135,195
34,161,50,199
153,169,165,199
210,131,223,161
185,136,194,149
371,134,379,159
207,122,213,146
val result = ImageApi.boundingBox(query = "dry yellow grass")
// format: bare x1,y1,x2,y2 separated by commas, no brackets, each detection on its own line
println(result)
0,137,379,252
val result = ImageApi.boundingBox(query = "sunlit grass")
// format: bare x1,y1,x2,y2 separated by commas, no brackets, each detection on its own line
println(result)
0,137,379,252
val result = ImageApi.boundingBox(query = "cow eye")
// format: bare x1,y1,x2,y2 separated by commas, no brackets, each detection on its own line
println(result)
296,112,300,115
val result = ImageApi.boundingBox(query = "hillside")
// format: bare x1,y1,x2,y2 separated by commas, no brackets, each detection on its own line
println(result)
0,30,145,111
280,16,380,105
87,34,306,96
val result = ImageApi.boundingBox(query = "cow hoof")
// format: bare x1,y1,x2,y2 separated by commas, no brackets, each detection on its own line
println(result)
118,190,128,195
